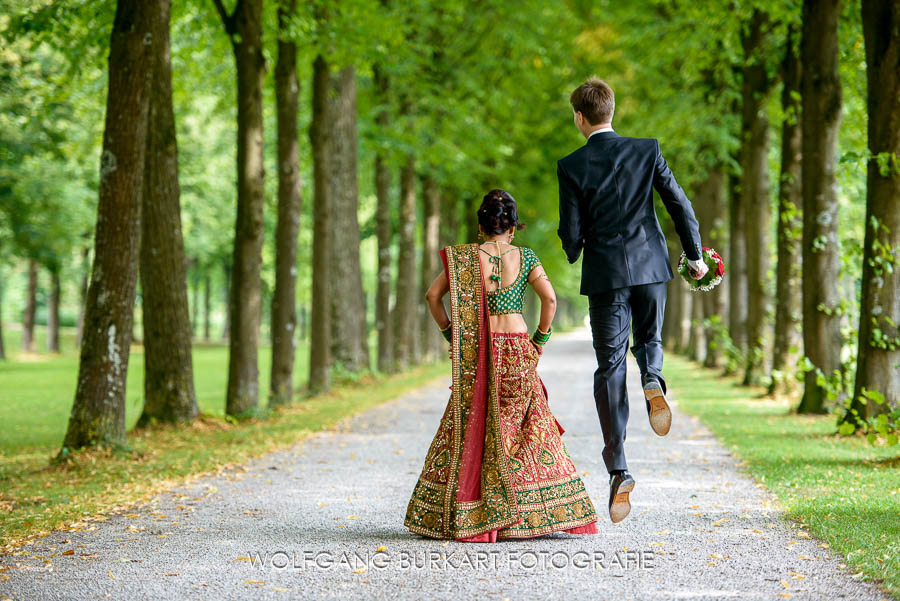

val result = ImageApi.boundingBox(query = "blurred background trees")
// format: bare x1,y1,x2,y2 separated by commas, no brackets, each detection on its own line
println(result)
0,0,896,453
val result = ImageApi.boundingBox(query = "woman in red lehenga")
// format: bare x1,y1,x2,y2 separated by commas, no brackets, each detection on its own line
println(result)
404,189,599,542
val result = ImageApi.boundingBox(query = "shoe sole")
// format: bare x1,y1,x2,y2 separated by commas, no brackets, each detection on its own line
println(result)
644,387,672,436
609,480,634,524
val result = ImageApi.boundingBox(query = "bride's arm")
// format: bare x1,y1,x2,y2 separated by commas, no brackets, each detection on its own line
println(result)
424,270,450,329
527,265,556,333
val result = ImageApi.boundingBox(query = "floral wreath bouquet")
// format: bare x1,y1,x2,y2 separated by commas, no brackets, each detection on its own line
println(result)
677,247,725,292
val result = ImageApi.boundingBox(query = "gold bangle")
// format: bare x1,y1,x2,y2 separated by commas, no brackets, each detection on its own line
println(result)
440,322,451,332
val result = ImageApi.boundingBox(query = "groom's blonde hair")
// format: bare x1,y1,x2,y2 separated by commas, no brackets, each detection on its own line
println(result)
570,78,615,125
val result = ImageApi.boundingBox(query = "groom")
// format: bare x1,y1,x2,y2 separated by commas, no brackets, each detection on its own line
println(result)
556,78,708,524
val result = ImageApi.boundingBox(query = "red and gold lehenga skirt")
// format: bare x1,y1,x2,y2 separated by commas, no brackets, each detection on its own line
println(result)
403,243,598,542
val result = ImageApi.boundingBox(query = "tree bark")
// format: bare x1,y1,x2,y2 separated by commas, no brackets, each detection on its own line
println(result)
190,264,199,336
137,0,198,427
0,269,5,360
328,66,369,374
22,259,37,352
60,0,155,452
726,169,747,371
848,0,900,420
47,269,60,353
663,220,692,353
393,154,418,371
75,246,90,348
663,220,682,352
374,64,393,373
770,26,804,396
697,167,727,368
308,54,332,393
203,274,211,341
270,0,302,406
686,286,706,363
222,257,231,341
440,187,458,249
798,0,843,414
213,0,266,417
421,173,442,361
740,9,775,387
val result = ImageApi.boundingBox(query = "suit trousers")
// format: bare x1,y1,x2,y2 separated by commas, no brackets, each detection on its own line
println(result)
587,281,668,473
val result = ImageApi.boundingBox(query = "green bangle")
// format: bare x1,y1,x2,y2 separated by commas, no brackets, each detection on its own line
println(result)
440,323,452,343
531,325,552,346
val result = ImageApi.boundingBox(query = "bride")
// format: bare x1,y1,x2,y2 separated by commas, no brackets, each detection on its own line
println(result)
404,189,599,541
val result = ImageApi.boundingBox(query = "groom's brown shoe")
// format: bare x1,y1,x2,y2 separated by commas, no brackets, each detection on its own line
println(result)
643,379,671,436
609,470,635,524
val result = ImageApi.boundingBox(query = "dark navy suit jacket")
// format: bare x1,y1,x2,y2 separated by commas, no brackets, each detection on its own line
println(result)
557,130,703,295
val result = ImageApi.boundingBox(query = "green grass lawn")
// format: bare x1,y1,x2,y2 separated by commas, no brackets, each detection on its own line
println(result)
0,324,449,549
666,353,900,599
0,324,379,453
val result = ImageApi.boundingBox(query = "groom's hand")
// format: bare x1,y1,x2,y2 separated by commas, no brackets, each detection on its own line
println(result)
687,258,708,280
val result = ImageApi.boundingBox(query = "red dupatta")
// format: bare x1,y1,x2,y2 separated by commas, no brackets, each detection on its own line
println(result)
403,243,521,540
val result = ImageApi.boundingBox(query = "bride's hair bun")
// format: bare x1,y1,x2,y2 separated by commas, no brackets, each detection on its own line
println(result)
477,189,527,235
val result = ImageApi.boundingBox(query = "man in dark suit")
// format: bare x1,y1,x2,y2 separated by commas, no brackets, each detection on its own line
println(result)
556,77,708,524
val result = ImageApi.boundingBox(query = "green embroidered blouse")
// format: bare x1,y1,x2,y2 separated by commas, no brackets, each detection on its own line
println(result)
485,246,542,315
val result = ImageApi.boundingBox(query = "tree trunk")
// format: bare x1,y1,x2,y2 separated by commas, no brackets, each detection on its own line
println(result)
0,269,5,360
663,220,682,352
203,274,211,341
308,54,332,393
697,167,727,368
440,187,458,249
60,0,155,452
222,258,231,341
393,154,418,371
663,278,679,352
740,10,775,387
726,169,747,371
848,0,900,420
798,0,843,414
770,26,804,396
270,0,302,406
190,265,199,336
213,0,266,417
421,173,442,361
686,286,706,363
327,66,369,374
137,0,198,427
22,259,37,352
47,269,60,353
75,246,90,348
374,64,393,373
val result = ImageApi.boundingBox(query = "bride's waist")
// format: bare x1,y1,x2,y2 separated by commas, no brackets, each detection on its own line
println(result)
488,313,529,335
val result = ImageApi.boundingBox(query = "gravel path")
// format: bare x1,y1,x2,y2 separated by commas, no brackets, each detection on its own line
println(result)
0,327,890,601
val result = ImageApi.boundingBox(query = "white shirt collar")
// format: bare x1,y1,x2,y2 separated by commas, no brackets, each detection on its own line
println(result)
588,127,615,138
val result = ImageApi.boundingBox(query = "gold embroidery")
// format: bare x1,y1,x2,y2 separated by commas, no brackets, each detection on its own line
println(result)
404,244,597,540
